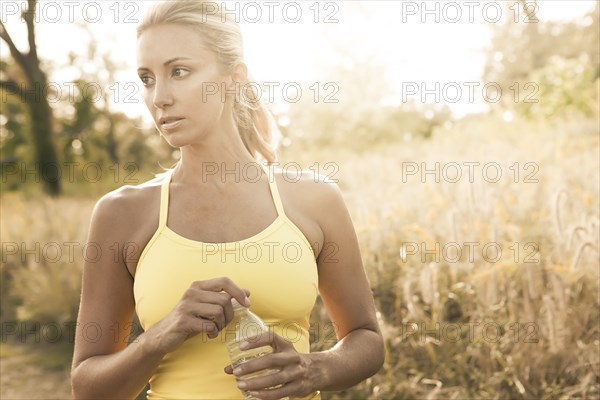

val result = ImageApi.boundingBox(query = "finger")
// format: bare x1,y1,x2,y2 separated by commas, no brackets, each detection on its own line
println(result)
224,364,234,374
195,290,240,326
247,380,303,400
191,318,218,337
237,367,294,392
184,290,230,329
239,331,293,352
233,352,295,377
191,303,226,332
214,291,234,326
197,277,250,307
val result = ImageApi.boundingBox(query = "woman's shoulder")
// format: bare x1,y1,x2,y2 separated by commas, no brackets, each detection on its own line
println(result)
270,164,344,215
90,170,171,230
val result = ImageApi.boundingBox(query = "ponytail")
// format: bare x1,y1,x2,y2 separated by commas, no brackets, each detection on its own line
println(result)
234,75,280,165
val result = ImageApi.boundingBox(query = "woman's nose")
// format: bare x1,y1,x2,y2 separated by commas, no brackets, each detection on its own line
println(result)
153,81,174,109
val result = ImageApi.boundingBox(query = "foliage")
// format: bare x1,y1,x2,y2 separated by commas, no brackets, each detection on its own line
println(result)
285,59,452,152
522,57,599,120
1,24,176,196
483,2,599,120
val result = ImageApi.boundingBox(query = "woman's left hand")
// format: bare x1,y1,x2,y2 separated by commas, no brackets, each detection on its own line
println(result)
223,331,317,400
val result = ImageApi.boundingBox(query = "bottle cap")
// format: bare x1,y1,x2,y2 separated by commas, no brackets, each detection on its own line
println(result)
231,298,246,310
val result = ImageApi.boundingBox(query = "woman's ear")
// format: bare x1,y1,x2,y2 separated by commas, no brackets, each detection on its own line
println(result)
224,62,249,104
228,62,249,87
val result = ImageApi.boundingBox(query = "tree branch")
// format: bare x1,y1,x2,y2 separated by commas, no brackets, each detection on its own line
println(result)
0,21,28,69
25,0,38,60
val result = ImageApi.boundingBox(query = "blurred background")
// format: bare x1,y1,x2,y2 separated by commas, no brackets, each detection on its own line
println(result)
1,0,598,399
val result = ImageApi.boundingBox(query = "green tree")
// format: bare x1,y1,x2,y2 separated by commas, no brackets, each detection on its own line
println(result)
483,0,599,119
0,0,61,195
0,59,29,191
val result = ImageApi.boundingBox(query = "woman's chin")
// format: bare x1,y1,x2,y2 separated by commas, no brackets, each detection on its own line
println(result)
161,132,188,148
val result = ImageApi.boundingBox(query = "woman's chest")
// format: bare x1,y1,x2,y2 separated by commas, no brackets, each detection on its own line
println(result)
133,225,320,330
126,195,324,277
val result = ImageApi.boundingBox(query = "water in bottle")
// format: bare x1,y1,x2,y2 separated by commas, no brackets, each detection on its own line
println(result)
225,299,288,400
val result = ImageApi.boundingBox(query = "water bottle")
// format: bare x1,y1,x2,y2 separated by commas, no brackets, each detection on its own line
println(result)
225,299,288,400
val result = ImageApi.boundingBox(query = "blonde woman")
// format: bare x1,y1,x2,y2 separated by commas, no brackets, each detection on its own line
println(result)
70,1,384,399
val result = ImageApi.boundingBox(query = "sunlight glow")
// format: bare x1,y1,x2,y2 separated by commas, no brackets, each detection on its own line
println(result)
0,1,595,120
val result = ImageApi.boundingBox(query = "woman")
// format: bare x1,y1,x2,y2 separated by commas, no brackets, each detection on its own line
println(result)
70,1,384,399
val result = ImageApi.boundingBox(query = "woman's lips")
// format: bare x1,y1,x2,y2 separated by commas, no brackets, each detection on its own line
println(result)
161,118,184,131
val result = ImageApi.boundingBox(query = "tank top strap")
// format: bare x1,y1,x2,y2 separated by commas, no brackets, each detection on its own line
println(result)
259,162,286,218
158,169,174,229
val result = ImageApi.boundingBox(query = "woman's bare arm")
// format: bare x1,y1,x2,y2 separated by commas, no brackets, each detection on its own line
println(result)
224,176,385,397
70,191,167,399
71,189,250,399
71,188,251,399
305,178,385,390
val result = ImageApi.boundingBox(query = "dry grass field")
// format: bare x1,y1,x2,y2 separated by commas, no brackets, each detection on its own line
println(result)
1,114,598,399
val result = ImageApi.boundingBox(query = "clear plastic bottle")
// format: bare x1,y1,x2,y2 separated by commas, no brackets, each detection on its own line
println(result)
225,299,288,400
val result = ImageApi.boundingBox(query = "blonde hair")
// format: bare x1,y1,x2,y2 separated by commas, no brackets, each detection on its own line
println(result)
137,0,280,165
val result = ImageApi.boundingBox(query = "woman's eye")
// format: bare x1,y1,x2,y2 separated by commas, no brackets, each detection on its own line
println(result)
139,75,154,86
172,68,190,78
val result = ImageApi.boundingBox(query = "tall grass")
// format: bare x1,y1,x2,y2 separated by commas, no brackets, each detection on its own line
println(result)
1,113,598,399
1,195,92,325
306,114,599,399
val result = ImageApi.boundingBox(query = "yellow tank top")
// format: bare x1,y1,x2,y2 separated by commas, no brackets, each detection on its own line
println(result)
133,163,321,400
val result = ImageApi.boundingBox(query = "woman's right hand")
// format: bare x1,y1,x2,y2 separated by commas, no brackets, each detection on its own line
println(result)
144,277,251,355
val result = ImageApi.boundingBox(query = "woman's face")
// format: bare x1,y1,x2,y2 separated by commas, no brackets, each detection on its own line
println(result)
137,24,232,148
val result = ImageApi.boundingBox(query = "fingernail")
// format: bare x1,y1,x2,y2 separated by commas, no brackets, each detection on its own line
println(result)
238,341,249,350
233,367,242,375
237,380,246,389
244,296,251,307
